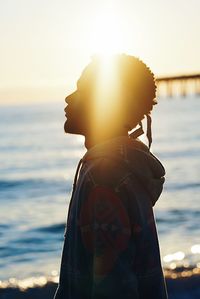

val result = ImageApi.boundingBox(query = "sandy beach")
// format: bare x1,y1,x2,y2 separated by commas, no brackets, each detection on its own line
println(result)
1,275,200,299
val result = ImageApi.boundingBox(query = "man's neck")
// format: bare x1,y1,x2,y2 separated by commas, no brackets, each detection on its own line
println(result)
84,130,128,150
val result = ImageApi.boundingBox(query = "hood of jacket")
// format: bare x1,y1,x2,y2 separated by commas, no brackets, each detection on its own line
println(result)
82,136,165,206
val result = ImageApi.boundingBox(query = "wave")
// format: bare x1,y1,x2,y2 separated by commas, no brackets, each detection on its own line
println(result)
0,178,72,202
0,178,68,190
31,223,65,234
0,180,23,189
166,182,200,192
0,223,65,260
158,148,200,160
156,209,200,225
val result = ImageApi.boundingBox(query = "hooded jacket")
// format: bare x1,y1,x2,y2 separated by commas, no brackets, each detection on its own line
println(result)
54,136,168,299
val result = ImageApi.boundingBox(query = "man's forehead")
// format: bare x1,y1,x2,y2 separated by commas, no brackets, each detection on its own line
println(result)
76,77,89,90
76,68,96,90
76,78,81,89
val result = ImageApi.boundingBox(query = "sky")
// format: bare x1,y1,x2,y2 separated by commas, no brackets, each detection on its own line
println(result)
0,0,200,103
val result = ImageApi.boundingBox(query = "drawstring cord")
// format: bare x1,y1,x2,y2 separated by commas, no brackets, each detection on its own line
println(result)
66,158,83,223
146,114,152,149
129,121,144,139
129,114,152,149
71,158,83,198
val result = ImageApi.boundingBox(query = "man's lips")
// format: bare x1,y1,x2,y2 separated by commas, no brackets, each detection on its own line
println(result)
64,106,68,118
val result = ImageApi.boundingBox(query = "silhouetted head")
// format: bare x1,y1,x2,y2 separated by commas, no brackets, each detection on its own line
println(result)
64,54,157,148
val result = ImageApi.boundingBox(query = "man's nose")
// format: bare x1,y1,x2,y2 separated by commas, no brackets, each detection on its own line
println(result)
65,91,76,104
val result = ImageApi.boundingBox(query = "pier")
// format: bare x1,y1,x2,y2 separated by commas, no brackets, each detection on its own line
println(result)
156,74,200,97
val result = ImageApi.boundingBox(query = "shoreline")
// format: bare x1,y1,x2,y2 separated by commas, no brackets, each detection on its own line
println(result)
1,270,200,299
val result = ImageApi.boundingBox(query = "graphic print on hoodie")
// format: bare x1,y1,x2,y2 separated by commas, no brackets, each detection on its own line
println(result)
54,136,168,299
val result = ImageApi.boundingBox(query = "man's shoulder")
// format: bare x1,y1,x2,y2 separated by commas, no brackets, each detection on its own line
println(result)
84,156,130,188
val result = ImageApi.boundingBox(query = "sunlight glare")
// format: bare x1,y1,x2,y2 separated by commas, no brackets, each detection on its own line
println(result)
163,251,185,263
191,244,200,254
91,55,122,139
89,8,125,55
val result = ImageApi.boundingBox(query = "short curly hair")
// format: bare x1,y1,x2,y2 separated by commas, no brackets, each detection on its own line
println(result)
78,54,157,130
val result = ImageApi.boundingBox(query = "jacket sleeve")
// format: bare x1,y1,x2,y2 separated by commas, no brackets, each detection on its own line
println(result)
79,185,139,298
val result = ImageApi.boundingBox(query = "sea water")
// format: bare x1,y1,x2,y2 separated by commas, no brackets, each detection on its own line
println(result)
0,95,200,283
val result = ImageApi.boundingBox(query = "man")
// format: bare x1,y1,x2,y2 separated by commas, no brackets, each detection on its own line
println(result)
54,55,168,298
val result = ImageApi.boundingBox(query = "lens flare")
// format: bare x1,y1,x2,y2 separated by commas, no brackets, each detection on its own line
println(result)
90,55,122,140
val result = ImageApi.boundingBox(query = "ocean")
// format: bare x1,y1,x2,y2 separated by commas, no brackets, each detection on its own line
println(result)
0,95,200,298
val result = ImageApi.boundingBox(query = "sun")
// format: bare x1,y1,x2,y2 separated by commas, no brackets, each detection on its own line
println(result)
88,8,126,56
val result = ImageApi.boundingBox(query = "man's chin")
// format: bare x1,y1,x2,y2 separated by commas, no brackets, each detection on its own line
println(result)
64,121,72,134
64,121,83,135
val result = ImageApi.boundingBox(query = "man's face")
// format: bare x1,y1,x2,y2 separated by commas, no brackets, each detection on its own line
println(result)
64,61,128,137
64,79,91,135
